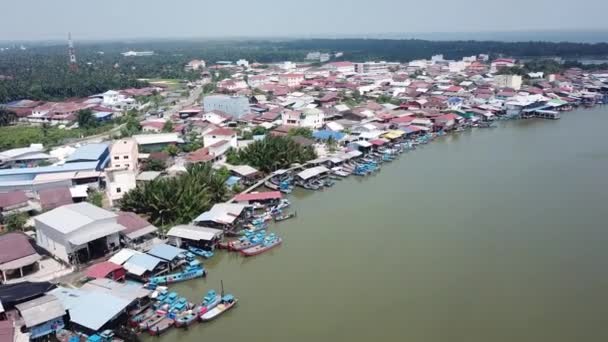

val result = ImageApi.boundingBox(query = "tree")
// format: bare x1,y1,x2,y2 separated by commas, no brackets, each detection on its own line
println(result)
77,109,97,129
87,190,104,208
142,158,166,171
227,135,317,173
252,126,267,136
326,136,338,153
288,127,314,139
120,163,230,227
162,120,174,133
164,144,179,157
0,109,17,127
3,212,28,232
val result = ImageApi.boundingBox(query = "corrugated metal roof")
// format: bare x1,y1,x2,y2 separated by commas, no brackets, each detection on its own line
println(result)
167,225,223,242
108,249,141,265
297,166,329,181
35,203,117,234
147,244,185,262
124,253,163,272
0,233,38,265
0,161,100,177
66,144,109,163
193,203,246,224
69,223,124,245
15,295,65,328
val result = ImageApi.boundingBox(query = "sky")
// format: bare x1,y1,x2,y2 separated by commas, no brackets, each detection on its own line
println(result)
2,0,608,41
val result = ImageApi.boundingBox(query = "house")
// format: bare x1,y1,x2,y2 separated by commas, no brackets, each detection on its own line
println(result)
202,110,232,125
167,225,223,250
133,133,184,153
65,143,110,170
203,128,238,149
38,187,73,211
324,62,355,73
278,73,304,87
178,107,202,119
0,233,41,284
248,75,269,88
84,261,126,282
490,58,516,73
494,74,523,90
15,295,66,339
0,144,53,168
140,121,166,133
233,191,282,205
146,244,186,266
106,169,136,206
121,251,167,279
203,95,250,119
281,108,325,129
185,59,205,71
116,212,159,252
433,113,461,131
0,191,33,217
109,139,139,171
193,203,247,230
218,79,248,92
34,203,124,264
317,92,339,108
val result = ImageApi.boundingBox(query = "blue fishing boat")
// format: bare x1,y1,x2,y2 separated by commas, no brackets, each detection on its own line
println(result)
199,294,238,322
175,307,199,328
241,234,282,257
229,231,266,251
148,263,206,286
198,290,222,315
188,246,214,259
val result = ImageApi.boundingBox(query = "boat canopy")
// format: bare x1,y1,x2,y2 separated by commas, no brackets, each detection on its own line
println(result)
297,166,329,181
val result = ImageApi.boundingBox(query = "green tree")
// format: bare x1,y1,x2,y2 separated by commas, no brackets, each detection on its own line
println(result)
77,109,97,129
162,120,174,133
142,158,166,171
288,127,314,139
252,126,267,136
164,144,179,157
0,109,17,127
87,190,104,208
4,212,28,232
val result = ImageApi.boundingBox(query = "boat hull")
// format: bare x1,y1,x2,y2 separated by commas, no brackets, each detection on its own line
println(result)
241,238,282,257
199,300,238,322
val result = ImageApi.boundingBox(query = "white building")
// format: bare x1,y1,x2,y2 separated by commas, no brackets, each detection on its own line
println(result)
431,54,444,63
278,73,305,87
493,74,523,90
106,169,137,206
121,51,154,57
354,61,399,74
203,128,238,149
185,59,206,71
323,62,355,73
282,108,325,129
102,90,136,111
34,203,124,264
236,59,249,68
109,139,139,171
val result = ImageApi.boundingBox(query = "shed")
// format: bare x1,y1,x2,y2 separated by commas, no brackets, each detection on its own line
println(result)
233,191,282,203
15,294,66,338
167,225,223,248
108,249,141,266
84,262,126,281
193,203,246,226
297,166,329,181
0,233,41,283
38,187,73,211
116,212,158,241
123,253,163,277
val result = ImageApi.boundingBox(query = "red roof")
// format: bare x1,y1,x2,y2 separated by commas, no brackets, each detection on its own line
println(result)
0,320,14,342
436,113,461,121
0,191,28,209
0,233,37,264
38,187,73,211
187,147,213,163
390,116,415,124
234,191,282,202
117,212,153,235
369,139,387,146
85,261,125,280
207,128,236,136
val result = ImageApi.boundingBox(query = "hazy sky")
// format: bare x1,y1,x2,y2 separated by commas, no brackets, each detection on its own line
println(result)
2,0,608,41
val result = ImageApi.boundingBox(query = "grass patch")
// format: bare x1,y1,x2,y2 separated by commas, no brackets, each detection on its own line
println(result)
0,124,116,150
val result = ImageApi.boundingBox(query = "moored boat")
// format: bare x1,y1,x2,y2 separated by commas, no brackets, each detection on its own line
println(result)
199,294,238,322
198,290,222,315
188,246,214,259
274,212,296,222
147,262,206,286
148,317,174,336
130,308,155,327
175,307,199,328
139,312,165,330
241,235,282,257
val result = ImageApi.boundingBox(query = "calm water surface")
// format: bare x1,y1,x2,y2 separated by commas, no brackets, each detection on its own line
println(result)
150,107,608,342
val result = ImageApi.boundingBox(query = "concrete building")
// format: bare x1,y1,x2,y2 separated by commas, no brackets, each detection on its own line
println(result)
185,59,205,71
109,139,138,172
278,73,305,87
354,62,399,74
203,128,238,149
106,169,136,206
281,108,325,129
34,203,124,264
203,95,250,119
324,61,355,73
494,74,523,90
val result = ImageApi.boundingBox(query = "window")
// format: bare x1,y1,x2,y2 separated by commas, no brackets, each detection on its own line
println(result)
114,164,120,168
116,187,122,193
114,156,119,160
123,155,129,159
125,164,130,168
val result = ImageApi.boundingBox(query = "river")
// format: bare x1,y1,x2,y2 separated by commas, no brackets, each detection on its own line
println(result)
151,106,608,342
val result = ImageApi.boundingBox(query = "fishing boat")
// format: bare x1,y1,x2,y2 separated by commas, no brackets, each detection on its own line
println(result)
323,179,335,187
139,312,165,330
175,307,199,328
228,232,266,251
198,290,222,315
274,212,296,222
241,234,282,257
331,167,350,177
148,317,174,336
147,262,206,286
188,246,214,259
199,294,238,322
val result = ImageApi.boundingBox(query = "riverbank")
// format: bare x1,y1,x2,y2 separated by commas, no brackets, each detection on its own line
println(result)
149,106,608,342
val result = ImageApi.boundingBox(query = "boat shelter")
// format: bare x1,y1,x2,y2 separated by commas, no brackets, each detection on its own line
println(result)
296,166,330,181
0,233,42,284
193,203,247,229
15,294,66,339
84,261,126,282
49,287,130,334
122,253,166,279
116,212,159,252
167,225,224,249
233,191,282,205
80,278,151,304
146,243,186,264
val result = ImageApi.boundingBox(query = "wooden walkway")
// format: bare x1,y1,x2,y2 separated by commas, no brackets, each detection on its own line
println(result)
228,165,304,203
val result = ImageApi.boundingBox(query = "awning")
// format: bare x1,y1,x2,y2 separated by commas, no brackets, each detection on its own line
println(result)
167,225,224,242
297,166,329,181
0,254,42,271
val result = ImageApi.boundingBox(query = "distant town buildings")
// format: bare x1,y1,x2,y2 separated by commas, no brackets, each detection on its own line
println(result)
121,51,154,57
203,95,250,119
185,59,206,71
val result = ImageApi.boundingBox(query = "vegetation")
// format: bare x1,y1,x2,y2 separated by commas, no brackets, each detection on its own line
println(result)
0,109,18,126
162,120,174,133
3,212,28,232
87,190,104,208
120,163,230,228
287,127,314,139
77,109,97,129
119,110,142,137
226,135,316,173
252,126,267,136
141,158,166,172
164,144,179,157
0,124,115,150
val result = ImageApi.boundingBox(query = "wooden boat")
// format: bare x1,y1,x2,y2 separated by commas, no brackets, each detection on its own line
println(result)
175,307,199,328
199,295,238,322
139,312,165,330
241,235,282,257
274,212,296,222
228,232,266,251
130,307,155,326
148,317,174,336
198,290,222,315
188,246,214,259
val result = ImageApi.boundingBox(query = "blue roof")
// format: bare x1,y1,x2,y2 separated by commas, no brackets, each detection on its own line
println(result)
49,287,130,331
225,176,241,187
313,130,345,141
147,243,186,261
0,161,100,179
125,253,163,271
66,144,109,163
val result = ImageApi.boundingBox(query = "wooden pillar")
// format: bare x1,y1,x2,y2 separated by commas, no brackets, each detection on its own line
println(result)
19,267,23,278
1,270,6,283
